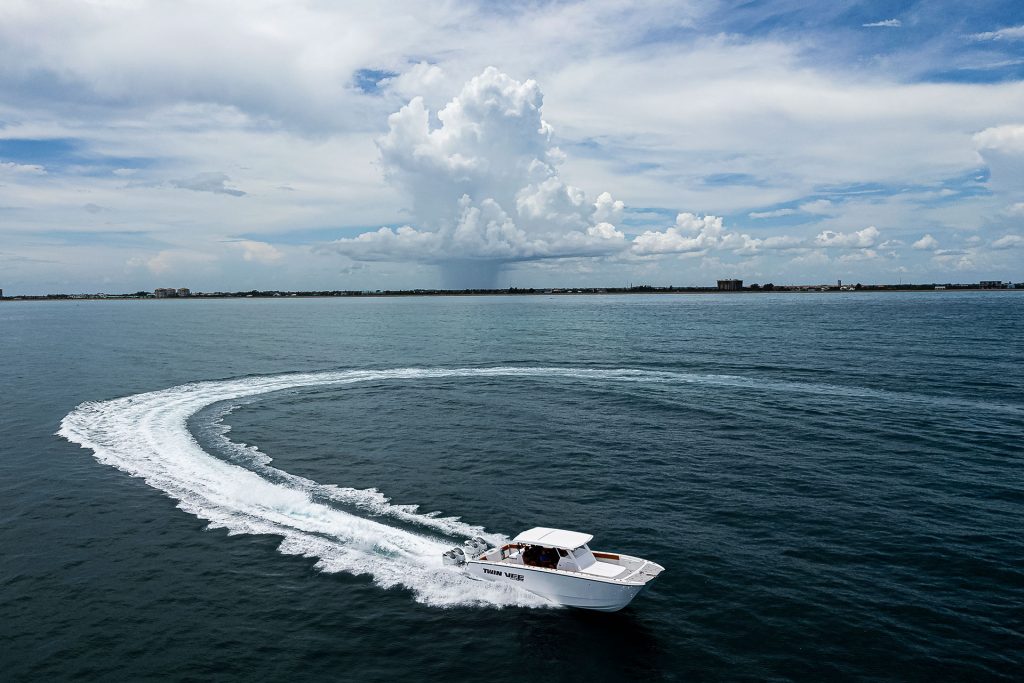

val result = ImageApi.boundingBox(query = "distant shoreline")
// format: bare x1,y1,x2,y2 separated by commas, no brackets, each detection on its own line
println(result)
2,284,1020,301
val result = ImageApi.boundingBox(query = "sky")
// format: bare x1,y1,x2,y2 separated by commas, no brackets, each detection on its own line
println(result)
1,0,1023,294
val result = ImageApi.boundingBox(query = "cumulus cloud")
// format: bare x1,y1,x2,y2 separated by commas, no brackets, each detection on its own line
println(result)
632,213,724,255
913,234,939,250
863,19,901,28
974,124,1024,153
169,172,245,197
329,68,631,286
815,226,880,248
333,196,627,265
632,212,803,256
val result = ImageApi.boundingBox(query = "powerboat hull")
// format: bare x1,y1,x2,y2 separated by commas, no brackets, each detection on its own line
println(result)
443,528,664,611
465,556,659,612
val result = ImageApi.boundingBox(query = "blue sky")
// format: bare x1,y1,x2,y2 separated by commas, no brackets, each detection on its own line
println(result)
0,0,1022,293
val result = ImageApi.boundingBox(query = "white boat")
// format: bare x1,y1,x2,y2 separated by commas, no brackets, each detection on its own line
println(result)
443,527,664,612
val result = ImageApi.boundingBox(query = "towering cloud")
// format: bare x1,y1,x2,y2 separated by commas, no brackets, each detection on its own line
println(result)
330,67,627,287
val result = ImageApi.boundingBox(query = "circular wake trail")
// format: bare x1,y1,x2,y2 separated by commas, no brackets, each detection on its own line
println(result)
58,368,587,608
58,366,1013,608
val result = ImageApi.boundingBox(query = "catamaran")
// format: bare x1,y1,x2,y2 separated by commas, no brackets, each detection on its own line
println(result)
443,527,664,611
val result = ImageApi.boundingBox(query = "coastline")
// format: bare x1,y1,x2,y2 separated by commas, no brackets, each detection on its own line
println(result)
1,285,1020,301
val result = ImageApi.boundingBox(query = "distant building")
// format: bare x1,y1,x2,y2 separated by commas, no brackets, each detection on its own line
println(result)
980,280,1004,289
717,279,743,291
154,287,191,298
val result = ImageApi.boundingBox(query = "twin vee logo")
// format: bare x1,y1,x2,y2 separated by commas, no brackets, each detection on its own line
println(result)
483,567,524,581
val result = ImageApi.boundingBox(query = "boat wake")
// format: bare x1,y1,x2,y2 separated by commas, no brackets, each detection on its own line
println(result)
58,368,582,608
57,366,1016,608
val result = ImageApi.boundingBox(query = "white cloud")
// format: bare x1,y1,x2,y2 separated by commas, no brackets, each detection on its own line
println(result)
913,234,939,250
0,161,46,175
632,212,803,256
1007,202,1024,216
974,124,1024,154
838,249,879,262
169,172,245,196
380,62,449,106
143,249,217,276
592,191,624,224
234,240,284,264
971,25,1024,41
330,195,627,268
815,226,880,248
800,199,833,214
632,213,724,255
992,234,1024,248
749,208,797,219
863,19,902,28
789,250,830,266
330,68,629,286
748,199,830,220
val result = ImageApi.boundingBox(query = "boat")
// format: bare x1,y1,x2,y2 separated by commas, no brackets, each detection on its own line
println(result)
442,527,664,611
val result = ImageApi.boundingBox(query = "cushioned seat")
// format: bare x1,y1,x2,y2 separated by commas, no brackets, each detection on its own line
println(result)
581,561,626,578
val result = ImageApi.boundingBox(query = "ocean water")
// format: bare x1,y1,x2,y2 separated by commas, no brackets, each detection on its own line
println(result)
1,292,1022,681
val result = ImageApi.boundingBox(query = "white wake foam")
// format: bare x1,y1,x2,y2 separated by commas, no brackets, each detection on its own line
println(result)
57,367,661,608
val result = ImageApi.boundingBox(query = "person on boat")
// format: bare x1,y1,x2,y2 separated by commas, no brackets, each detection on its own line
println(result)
536,546,558,569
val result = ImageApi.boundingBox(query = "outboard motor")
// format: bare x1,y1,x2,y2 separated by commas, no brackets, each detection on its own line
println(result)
462,537,490,559
442,547,466,567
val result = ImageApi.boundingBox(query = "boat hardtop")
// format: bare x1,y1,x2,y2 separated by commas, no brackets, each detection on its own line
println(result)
512,527,593,549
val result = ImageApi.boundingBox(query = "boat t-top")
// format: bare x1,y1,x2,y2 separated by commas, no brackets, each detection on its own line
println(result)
443,527,664,611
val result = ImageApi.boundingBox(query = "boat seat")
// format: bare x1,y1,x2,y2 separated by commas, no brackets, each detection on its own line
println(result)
580,561,626,578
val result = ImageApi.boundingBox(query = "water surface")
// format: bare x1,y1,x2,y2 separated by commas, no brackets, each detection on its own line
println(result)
1,293,1021,681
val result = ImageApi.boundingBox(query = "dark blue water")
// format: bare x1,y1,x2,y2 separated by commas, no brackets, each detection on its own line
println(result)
2,293,1022,681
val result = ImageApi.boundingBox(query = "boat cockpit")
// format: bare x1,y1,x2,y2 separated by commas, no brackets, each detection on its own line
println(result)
483,541,629,579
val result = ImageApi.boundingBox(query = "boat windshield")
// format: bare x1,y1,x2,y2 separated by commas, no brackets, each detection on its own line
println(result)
572,545,596,569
